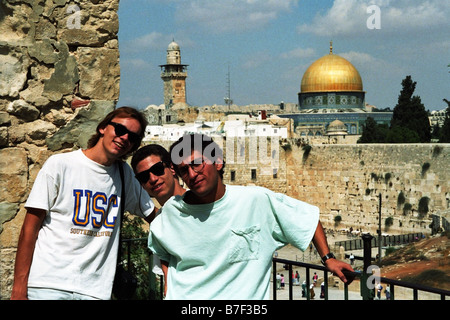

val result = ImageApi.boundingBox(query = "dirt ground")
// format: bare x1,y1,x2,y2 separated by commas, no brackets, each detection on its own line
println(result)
379,235,450,291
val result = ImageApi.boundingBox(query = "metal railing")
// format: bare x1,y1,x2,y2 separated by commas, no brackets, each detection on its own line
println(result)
334,232,424,252
119,237,164,300
272,234,450,300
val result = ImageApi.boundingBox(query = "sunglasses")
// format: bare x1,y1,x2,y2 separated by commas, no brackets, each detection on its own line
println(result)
135,161,166,184
108,122,141,144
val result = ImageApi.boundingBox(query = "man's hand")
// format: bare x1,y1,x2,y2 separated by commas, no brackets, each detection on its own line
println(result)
324,258,355,285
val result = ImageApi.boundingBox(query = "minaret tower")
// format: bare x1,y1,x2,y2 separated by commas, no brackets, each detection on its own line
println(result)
159,40,188,108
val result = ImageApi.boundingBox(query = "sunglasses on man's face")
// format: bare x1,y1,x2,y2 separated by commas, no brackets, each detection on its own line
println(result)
135,161,166,184
108,121,141,144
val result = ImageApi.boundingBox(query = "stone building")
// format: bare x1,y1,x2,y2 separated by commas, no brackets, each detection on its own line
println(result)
143,40,189,126
142,104,180,126
429,108,447,128
159,40,188,108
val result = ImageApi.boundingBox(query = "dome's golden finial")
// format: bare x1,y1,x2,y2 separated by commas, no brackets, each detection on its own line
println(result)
330,40,333,54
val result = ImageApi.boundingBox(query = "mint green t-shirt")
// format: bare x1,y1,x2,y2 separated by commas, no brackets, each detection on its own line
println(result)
148,185,319,300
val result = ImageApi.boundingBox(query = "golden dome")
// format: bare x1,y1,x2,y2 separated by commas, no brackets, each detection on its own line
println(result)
301,47,363,93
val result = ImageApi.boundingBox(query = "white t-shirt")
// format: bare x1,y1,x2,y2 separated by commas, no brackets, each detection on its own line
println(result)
25,149,154,300
152,209,164,276
148,185,319,300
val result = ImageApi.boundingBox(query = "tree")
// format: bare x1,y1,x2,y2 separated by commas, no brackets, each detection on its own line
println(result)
119,214,161,300
439,98,450,143
358,117,389,143
390,76,431,143
385,125,419,143
358,117,378,143
431,123,441,141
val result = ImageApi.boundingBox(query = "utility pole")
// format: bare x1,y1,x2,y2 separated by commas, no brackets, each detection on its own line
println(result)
378,193,382,264
224,63,233,110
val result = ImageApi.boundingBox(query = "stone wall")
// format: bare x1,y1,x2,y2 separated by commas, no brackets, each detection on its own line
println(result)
0,0,120,299
200,103,299,114
280,142,449,234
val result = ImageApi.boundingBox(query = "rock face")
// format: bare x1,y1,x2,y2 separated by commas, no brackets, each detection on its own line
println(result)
0,0,119,299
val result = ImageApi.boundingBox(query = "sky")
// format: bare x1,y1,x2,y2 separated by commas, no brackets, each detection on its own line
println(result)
116,0,449,111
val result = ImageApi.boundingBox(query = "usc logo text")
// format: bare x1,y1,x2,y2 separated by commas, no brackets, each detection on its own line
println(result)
72,189,119,229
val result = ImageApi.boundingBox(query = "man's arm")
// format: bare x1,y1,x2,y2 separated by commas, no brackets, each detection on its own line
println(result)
10,208,46,300
312,221,354,284
161,260,169,297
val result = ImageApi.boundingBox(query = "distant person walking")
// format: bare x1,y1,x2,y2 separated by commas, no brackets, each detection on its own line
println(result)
276,273,281,290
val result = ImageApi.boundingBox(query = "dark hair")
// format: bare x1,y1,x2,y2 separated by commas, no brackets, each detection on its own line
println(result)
131,144,172,173
169,133,225,178
86,106,148,156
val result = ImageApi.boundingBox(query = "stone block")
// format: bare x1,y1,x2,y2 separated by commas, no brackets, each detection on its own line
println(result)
7,100,40,122
0,127,8,147
27,39,58,64
43,41,79,101
46,100,115,151
26,119,57,142
0,2,34,42
0,46,29,97
0,148,28,203
0,148,27,175
77,47,120,100
0,112,11,126
0,202,20,234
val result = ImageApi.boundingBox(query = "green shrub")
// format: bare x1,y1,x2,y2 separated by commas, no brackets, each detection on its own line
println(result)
403,203,412,215
385,216,394,228
418,196,430,217
421,162,430,177
397,191,406,207
334,215,342,226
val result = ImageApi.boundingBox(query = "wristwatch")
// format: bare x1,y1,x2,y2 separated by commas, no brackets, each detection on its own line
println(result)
321,252,336,265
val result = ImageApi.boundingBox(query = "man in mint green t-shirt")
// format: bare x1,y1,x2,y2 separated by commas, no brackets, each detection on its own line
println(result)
148,133,354,300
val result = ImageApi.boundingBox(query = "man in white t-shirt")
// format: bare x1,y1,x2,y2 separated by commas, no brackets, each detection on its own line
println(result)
11,107,156,300
148,133,354,299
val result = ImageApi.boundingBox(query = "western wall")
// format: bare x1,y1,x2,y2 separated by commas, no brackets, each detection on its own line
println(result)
280,142,449,234
0,0,449,300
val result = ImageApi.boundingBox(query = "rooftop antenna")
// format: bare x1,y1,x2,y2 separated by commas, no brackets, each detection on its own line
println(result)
224,63,233,108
